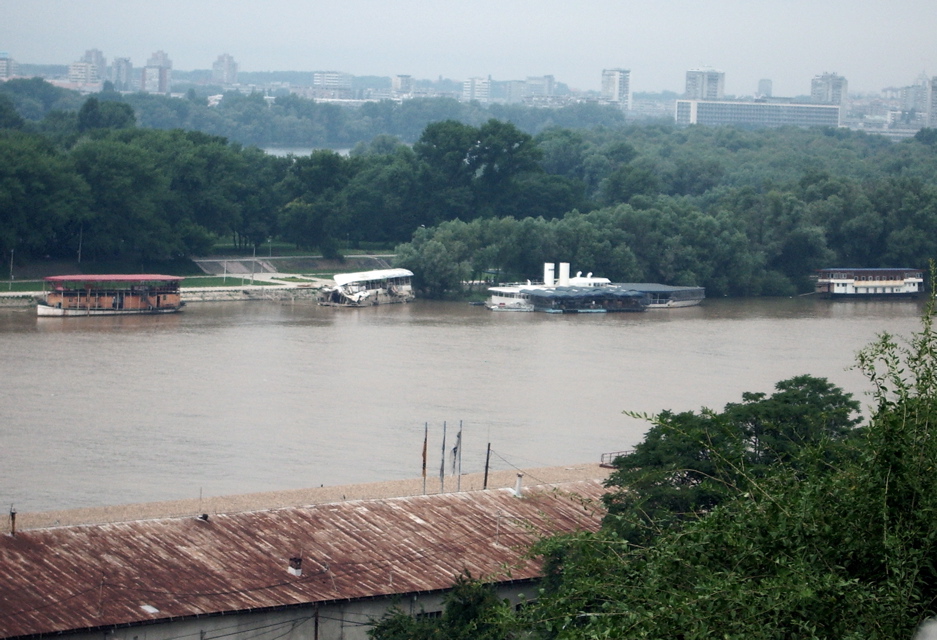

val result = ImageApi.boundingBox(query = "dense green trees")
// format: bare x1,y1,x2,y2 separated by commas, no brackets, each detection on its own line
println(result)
5,79,937,293
516,294,937,639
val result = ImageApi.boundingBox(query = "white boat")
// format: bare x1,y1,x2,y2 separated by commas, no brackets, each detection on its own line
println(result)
815,268,923,299
37,275,184,317
486,263,704,312
317,268,415,307
486,263,611,312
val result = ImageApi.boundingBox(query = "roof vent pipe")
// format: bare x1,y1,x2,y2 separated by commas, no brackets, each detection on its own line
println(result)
513,473,524,498
288,557,303,577
543,263,555,286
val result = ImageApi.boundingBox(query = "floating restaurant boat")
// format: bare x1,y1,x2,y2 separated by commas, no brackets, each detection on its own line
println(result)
37,274,184,317
317,268,415,307
612,282,705,308
486,263,704,312
815,268,924,299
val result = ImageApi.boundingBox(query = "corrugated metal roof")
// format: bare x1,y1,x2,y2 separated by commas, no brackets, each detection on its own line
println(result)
0,480,605,639
44,275,183,283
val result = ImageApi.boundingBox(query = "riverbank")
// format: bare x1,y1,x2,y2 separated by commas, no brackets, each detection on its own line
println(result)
11,463,610,531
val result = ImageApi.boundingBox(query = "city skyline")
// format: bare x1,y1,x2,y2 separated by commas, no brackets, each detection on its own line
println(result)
2,0,936,97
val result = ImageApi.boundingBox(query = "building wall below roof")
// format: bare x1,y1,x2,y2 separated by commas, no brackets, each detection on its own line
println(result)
62,582,536,640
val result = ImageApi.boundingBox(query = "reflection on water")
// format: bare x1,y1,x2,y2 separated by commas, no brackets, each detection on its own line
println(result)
0,297,924,512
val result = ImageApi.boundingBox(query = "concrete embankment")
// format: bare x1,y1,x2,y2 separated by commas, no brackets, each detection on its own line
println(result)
13,463,611,531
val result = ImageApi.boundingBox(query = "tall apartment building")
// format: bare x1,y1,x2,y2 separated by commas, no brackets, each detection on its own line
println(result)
929,76,937,127
601,68,631,110
685,68,725,100
525,75,555,97
68,62,99,85
111,57,133,91
811,72,848,106
212,54,238,85
392,74,414,95
0,51,14,79
81,48,107,82
142,50,172,94
462,77,490,103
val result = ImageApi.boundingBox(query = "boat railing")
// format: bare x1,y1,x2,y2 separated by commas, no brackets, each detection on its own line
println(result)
600,450,633,467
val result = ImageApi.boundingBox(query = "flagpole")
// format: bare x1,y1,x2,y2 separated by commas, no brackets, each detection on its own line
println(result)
422,422,428,495
457,420,463,492
439,421,447,494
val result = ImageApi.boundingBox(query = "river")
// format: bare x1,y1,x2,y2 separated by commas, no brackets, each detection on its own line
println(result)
0,297,924,513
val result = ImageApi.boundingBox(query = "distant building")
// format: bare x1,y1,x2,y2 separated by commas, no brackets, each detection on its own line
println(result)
676,99,841,128
313,71,352,90
525,75,555,97
462,76,490,102
392,74,413,96
212,53,238,85
0,52,14,79
111,57,133,91
811,72,848,106
142,50,172,94
929,76,937,127
81,48,107,82
67,61,100,85
496,80,524,103
758,79,773,98
685,68,725,100
601,68,631,110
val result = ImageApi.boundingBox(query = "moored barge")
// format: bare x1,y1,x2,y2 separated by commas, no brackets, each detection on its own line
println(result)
317,268,415,306
37,274,184,316
815,268,923,299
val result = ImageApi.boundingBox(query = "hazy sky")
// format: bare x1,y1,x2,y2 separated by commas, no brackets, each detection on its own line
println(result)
2,0,934,96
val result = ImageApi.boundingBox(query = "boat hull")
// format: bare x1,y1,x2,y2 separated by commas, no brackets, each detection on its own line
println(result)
37,303,183,317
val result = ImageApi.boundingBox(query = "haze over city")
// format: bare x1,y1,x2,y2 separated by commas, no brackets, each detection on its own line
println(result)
3,0,936,97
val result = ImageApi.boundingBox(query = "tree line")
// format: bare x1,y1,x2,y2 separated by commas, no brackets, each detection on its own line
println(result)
370,292,937,638
3,79,937,296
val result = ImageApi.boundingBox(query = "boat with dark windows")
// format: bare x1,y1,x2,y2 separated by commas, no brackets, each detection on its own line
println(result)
486,262,704,312
611,283,705,308
317,268,415,307
815,268,923,299
37,274,184,317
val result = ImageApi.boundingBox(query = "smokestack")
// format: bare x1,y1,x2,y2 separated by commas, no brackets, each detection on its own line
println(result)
558,263,570,286
288,557,303,577
9,506,15,536
543,263,555,286
513,473,524,498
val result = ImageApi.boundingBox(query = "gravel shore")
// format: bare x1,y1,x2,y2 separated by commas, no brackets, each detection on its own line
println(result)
13,463,611,532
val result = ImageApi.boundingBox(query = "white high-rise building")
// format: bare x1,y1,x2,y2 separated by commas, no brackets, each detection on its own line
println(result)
81,49,107,83
142,50,172,94
601,68,631,110
392,75,414,95
111,57,133,91
462,77,490,103
929,76,937,127
685,68,725,100
212,54,238,85
0,52,15,79
68,62,99,85
811,72,848,106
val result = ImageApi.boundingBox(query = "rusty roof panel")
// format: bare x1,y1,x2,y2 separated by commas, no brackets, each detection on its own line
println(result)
0,481,605,639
